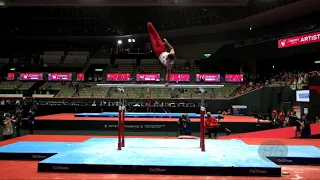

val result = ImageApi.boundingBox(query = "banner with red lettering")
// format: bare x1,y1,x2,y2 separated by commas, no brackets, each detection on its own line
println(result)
225,74,243,83
20,73,44,81
196,74,220,82
7,73,15,81
169,74,190,82
48,73,73,81
77,73,85,81
136,74,160,82
106,73,131,81
278,31,320,48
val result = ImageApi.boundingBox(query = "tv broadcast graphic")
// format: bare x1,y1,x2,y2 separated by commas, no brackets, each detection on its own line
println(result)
136,74,160,82
278,31,320,48
20,73,44,81
106,73,131,82
225,74,243,83
169,74,190,82
196,74,220,82
7,73,15,81
48,73,73,81
296,90,309,102
77,73,85,81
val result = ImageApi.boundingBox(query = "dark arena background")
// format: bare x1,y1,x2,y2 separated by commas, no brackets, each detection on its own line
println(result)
0,0,320,179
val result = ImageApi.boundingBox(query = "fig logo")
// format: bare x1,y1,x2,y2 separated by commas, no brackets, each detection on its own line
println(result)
149,168,166,173
258,140,288,162
277,158,292,163
249,169,267,174
52,166,70,170
280,40,286,47
32,155,46,159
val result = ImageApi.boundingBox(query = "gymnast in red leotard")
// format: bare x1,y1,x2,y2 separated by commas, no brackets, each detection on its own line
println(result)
147,22,176,86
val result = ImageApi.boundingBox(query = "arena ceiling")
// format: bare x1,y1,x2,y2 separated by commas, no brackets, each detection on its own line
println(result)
0,0,311,39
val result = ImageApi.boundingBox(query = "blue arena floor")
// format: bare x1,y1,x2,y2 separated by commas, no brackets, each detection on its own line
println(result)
0,138,319,176
75,112,217,118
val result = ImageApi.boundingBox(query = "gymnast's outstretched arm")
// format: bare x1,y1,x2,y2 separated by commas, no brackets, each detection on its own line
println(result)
166,65,172,85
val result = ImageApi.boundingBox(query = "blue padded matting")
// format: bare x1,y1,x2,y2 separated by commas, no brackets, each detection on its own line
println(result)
0,142,79,160
75,112,218,118
0,138,319,176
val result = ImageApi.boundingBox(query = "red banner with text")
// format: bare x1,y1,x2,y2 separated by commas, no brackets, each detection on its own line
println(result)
278,31,320,48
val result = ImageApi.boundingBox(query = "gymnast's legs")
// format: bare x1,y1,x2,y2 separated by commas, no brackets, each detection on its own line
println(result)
147,22,166,57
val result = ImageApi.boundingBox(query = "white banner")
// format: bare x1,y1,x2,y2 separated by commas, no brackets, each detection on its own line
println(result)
296,90,309,102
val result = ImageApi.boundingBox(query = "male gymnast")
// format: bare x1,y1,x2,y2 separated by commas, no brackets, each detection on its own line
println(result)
147,22,176,86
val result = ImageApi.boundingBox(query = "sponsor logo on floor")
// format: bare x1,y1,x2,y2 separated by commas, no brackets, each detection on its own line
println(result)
32,155,47,159
249,169,267,174
258,140,288,162
52,166,70,170
149,168,167,173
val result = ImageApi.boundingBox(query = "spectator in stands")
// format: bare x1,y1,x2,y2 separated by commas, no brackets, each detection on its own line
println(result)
177,115,185,136
301,116,311,138
28,109,36,135
295,118,303,138
272,109,278,121
177,113,192,136
279,110,286,127
222,109,232,115
2,113,16,141
183,113,192,135
288,111,298,126
205,112,219,139
74,84,80,96
200,76,204,83
217,111,231,136
14,108,23,137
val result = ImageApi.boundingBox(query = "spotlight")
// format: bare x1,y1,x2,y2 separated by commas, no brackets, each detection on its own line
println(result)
132,39,135,43
128,39,132,43
117,40,122,44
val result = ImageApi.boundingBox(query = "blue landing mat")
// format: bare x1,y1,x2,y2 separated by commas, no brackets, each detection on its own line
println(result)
0,139,319,176
0,142,79,160
75,112,218,118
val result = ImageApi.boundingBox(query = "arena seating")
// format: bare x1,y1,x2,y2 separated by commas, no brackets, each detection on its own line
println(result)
109,64,135,74
63,51,89,67
40,82,75,97
138,64,163,74
78,82,109,97
75,82,239,99
86,64,108,82
0,81,35,91
91,48,112,59
171,64,189,73
41,51,89,68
